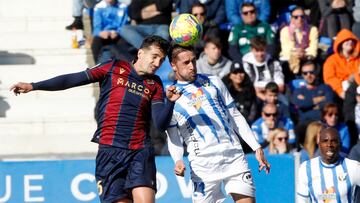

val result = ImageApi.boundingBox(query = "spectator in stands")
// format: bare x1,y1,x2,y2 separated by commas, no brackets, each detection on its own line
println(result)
279,6,318,81
66,0,100,30
243,36,284,100
355,86,360,140
264,128,294,154
222,62,258,124
190,3,222,58
291,60,334,123
252,103,296,147
323,29,360,99
196,37,232,78
269,0,321,28
318,0,353,39
119,0,172,49
353,0,360,38
321,103,351,154
225,0,270,25
299,121,324,163
228,2,274,62
176,0,226,26
259,82,290,118
91,0,129,63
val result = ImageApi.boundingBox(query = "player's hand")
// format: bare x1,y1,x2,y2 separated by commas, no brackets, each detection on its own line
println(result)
174,160,186,176
10,82,33,96
255,148,270,174
166,85,181,102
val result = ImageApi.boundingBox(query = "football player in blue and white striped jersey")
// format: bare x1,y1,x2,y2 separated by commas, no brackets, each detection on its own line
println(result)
297,127,360,203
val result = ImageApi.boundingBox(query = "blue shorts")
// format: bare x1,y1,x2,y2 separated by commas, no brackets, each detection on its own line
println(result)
95,145,156,203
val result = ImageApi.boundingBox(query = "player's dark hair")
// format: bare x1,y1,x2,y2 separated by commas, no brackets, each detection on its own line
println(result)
168,43,195,63
265,82,279,93
133,35,170,63
250,36,267,50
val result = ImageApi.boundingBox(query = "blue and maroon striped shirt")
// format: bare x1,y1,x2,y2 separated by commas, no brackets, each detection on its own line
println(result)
87,60,165,149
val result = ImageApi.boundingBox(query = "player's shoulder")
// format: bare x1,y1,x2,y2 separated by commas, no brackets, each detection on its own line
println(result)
198,74,222,85
87,59,114,70
344,157,360,167
299,157,319,171
145,75,163,87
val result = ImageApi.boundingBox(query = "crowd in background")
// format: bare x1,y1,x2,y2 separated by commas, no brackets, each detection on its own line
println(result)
66,0,360,162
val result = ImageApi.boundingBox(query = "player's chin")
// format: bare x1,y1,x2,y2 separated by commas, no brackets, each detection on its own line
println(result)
189,74,197,82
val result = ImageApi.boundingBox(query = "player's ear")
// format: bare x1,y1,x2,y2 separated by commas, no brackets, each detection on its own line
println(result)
170,62,177,72
137,49,144,59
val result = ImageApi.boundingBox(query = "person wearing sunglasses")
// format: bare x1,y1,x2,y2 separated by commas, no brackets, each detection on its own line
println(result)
252,103,296,147
264,128,294,155
176,0,227,26
292,60,334,124
279,6,318,81
321,103,351,154
228,2,274,62
225,0,270,25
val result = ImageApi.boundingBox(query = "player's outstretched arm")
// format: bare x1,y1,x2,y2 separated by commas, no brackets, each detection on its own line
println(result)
255,148,271,174
10,71,91,95
10,82,33,96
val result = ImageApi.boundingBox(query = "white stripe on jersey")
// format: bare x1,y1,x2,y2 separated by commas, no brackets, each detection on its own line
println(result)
168,75,252,182
297,157,360,203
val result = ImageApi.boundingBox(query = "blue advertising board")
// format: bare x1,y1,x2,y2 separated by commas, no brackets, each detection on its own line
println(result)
0,155,294,202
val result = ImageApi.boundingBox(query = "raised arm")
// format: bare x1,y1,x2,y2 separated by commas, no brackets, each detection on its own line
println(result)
10,71,91,95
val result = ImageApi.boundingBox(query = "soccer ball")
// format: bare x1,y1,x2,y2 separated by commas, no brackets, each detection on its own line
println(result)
169,13,202,46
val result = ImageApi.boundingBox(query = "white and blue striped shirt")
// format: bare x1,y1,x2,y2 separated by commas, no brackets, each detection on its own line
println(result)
166,74,260,182
297,156,360,203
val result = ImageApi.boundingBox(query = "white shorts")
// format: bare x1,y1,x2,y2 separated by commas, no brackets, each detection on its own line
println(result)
191,171,255,203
